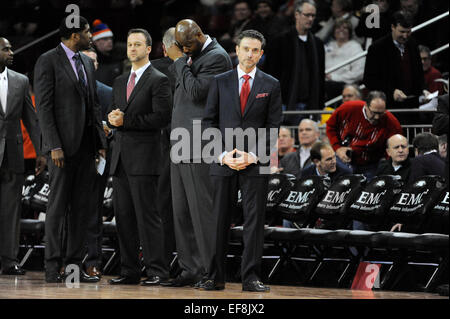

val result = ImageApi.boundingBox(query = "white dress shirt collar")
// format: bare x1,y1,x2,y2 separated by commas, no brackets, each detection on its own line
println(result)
201,35,213,52
237,64,257,80
0,67,8,113
0,67,7,80
129,61,151,85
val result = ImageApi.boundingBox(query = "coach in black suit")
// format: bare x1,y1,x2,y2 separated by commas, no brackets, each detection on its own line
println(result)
165,20,232,287
201,30,282,292
107,29,171,286
0,38,45,275
34,16,107,283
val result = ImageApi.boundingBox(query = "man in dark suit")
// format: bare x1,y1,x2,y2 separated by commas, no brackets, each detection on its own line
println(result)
164,20,233,287
375,134,411,182
81,47,113,278
150,27,177,273
0,37,45,276
34,16,107,283
107,29,171,286
408,132,445,183
363,10,424,124
432,94,449,181
302,141,352,182
201,30,282,292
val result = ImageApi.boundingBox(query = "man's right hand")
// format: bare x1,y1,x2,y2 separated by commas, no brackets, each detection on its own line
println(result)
393,89,407,102
51,149,65,168
336,146,352,163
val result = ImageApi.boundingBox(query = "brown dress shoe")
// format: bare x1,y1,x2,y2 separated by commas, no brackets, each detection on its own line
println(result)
86,266,102,277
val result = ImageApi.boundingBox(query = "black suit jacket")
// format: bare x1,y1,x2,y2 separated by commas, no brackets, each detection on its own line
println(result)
109,64,171,176
363,34,424,109
203,68,282,176
432,94,449,180
279,148,312,179
408,152,445,184
301,161,352,183
375,157,412,182
34,44,107,156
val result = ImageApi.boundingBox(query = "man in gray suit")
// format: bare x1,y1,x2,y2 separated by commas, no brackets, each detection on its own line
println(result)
34,16,107,283
0,37,45,276
164,19,232,287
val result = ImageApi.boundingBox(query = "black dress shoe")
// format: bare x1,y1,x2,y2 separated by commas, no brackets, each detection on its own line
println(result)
45,272,64,283
159,275,196,287
141,275,166,286
109,276,140,285
2,264,26,275
198,279,225,291
80,270,101,283
242,280,270,292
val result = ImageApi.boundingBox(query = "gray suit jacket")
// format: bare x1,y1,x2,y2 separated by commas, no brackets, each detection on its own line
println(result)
0,69,41,173
169,38,232,162
279,148,312,179
34,44,107,157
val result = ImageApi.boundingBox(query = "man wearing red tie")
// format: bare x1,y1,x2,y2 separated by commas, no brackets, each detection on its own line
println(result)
107,29,171,285
202,30,282,292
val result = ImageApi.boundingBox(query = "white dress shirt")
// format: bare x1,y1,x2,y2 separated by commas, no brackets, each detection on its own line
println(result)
0,67,8,114
299,146,311,169
128,61,151,85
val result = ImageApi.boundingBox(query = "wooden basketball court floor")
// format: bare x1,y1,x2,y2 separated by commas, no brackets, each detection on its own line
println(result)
0,271,445,299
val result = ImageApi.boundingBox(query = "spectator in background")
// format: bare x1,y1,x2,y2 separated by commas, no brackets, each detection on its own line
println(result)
324,19,365,100
408,132,445,183
432,94,449,180
419,45,445,95
302,141,352,182
279,119,320,178
245,0,288,45
264,0,325,125
320,84,362,126
315,0,363,45
326,91,403,180
438,134,447,161
355,0,393,48
363,11,424,124
375,134,411,181
92,19,127,86
220,0,253,61
277,127,296,161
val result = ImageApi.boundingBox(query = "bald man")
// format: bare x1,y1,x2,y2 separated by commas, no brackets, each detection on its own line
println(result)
164,20,232,287
375,134,411,181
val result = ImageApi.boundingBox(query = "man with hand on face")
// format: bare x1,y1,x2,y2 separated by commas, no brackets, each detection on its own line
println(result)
164,19,232,288
0,37,45,276
201,30,281,292
107,29,171,286
34,16,107,283
375,134,411,182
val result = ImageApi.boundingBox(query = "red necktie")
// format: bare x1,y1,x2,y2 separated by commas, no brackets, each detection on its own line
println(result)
240,74,251,115
126,72,136,102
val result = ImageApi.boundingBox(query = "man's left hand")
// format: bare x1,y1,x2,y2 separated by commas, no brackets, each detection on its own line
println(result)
233,150,258,171
35,155,47,175
166,44,184,61
108,109,124,127
98,149,106,159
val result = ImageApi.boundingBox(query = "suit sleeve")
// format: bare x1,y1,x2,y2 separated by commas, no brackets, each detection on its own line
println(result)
91,74,108,150
170,53,231,103
432,94,449,136
202,76,220,129
363,44,390,96
21,76,41,156
123,76,172,130
265,80,282,156
34,54,62,151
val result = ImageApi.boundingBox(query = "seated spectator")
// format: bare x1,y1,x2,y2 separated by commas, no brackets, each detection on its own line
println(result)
408,132,446,183
363,10,424,125
220,0,253,60
326,90,403,180
277,127,297,161
279,119,320,178
324,19,365,99
355,0,393,48
375,134,411,182
419,45,445,95
320,84,362,126
92,19,127,86
438,134,447,162
302,141,352,182
315,0,363,45
245,0,288,45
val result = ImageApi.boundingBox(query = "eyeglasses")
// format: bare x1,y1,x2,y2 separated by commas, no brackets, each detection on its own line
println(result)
367,105,386,116
301,13,316,18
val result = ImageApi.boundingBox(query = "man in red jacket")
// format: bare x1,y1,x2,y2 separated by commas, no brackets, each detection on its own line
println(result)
326,90,403,180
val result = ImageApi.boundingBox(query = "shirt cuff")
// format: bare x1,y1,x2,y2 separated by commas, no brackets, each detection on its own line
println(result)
249,152,258,163
218,151,227,165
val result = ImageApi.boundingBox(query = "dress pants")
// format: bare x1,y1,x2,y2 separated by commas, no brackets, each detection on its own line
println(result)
171,162,216,280
45,129,97,273
209,173,268,284
0,155,24,270
112,158,168,279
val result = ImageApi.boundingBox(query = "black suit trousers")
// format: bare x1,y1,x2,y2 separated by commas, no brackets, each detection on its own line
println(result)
210,173,268,284
0,155,24,269
112,158,168,279
45,128,96,271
